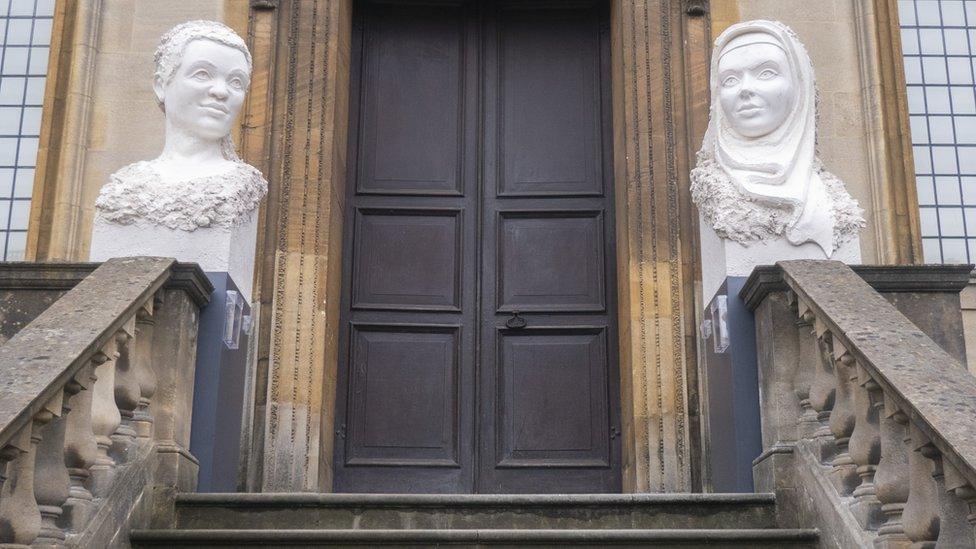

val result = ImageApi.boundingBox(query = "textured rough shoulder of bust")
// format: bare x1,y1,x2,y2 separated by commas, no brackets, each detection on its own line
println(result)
690,153,790,243
815,161,866,246
94,161,155,222
95,160,268,231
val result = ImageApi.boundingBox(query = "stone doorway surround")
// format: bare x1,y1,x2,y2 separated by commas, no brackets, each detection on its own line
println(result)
243,0,710,493
23,0,923,493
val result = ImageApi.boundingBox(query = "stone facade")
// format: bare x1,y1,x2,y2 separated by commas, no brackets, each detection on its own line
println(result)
20,0,928,494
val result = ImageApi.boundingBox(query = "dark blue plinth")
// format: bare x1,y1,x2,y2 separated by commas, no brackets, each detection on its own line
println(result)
190,272,251,492
700,277,762,493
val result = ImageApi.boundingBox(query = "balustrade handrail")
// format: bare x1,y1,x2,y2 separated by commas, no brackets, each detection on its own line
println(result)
747,259,976,499
0,257,209,452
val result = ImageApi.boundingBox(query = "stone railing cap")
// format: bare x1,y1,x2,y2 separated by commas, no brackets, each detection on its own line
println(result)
740,263,973,311
772,260,976,490
0,257,211,447
0,260,214,306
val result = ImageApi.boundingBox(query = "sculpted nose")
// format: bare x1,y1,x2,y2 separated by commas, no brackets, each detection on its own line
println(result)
738,75,756,98
209,81,229,100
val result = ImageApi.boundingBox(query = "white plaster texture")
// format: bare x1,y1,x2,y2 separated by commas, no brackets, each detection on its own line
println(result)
700,215,860,301
91,211,258,300
693,20,864,299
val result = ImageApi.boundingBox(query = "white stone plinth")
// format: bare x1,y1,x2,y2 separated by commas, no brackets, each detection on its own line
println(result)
90,211,258,301
700,215,861,302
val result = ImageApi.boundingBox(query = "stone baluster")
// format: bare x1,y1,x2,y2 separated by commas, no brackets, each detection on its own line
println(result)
873,394,911,548
943,460,976,544
132,298,158,443
33,387,75,548
902,424,941,547
61,363,98,531
827,341,858,495
808,320,836,462
0,402,58,546
921,445,975,547
112,319,139,460
792,299,819,439
0,437,21,497
90,337,122,497
848,363,882,530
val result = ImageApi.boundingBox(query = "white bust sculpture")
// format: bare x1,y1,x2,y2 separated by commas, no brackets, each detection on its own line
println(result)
90,20,267,299
691,20,864,257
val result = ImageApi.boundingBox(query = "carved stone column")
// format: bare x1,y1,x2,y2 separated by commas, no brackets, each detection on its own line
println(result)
89,338,122,496
33,390,73,548
848,364,882,529
902,424,940,547
132,300,158,442
0,410,56,546
873,386,912,549
793,309,820,439
809,328,837,462
112,324,140,460
61,363,98,531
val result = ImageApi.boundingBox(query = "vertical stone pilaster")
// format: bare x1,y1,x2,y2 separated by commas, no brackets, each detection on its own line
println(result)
610,0,702,492
260,0,351,492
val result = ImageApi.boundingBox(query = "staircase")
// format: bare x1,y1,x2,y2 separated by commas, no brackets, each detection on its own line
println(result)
129,492,818,547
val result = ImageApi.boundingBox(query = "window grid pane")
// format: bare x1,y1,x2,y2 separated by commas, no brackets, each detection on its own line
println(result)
901,0,976,263
0,0,51,260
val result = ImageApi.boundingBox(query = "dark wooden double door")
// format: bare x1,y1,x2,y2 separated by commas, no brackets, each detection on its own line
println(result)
334,0,619,493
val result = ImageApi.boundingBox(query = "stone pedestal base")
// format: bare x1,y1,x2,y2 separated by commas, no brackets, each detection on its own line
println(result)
90,211,258,301
700,215,861,302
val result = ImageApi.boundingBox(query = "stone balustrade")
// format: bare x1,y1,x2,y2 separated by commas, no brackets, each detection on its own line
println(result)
0,257,210,547
743,260,976,548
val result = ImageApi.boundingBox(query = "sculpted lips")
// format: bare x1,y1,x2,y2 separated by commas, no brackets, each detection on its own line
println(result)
200,102,229,115
737,103,763,115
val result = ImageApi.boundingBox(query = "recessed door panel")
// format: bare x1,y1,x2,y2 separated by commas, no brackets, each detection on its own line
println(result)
497,211,605,312
497,5,603,197
496,328,610,467
359,3,464,195
346,324,460,466
352,209,462,311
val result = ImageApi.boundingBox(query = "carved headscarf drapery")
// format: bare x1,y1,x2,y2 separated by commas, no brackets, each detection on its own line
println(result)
692,20,864,254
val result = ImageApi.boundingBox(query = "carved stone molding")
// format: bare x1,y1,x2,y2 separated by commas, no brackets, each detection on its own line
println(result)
684,0,709,17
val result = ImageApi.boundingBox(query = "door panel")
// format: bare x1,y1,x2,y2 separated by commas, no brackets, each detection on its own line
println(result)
336,0,617,494
497,6,603,197
351,209,463,311
496,211,606,312
346,324,461,466
496,327,610,467
359,2,465,195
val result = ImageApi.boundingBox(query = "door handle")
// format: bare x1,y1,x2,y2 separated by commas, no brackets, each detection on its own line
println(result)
505,310,527,329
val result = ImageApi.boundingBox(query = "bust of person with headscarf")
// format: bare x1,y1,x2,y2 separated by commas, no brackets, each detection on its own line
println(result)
90,20,267,299
691,20,864,261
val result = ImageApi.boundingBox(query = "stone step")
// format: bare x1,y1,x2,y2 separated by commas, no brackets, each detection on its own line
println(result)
171,493,781,531
130,527,820,548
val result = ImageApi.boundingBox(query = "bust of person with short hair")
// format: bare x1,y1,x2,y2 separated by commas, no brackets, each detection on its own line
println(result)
90,20,267,299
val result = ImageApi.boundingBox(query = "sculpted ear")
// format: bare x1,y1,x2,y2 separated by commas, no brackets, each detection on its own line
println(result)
152,74,166,107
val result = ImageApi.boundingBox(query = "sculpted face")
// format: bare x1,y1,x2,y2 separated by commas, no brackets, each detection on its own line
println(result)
155,39,250,141
717,40,795,138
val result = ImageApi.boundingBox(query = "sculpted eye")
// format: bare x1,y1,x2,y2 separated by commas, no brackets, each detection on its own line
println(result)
722,75,740,87
757,68,778,80
191,69,211,81
229,77,244,90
